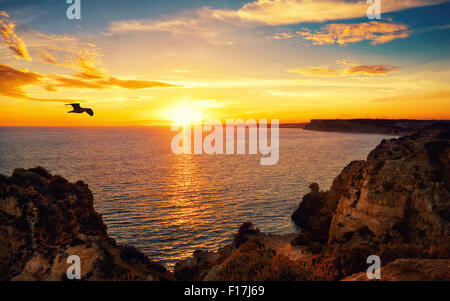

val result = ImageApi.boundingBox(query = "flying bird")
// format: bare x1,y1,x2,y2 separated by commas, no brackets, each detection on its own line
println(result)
65,103,94,116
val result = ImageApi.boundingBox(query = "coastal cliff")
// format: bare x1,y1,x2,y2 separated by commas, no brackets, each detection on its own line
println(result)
0,167,172,280
327,129,449,246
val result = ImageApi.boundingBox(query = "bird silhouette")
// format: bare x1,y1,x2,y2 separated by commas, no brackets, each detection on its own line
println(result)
65,103,94,116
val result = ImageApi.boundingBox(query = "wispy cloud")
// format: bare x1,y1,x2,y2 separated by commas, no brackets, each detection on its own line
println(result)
208,0,447,25
0,64,79,102
345,64,399,75
31,31,106,78
288,65,339,77
288,60,399,77
47,74,178,90
0,11,31,61
0,62,178,102
109,9,235,46
294,21,411,45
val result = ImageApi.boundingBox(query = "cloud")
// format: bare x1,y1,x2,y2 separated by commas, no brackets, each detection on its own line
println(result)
0,63,178,103
345,64,399,75
106,0,443,48
0,11,102,74
294,21,411,45
31,32,106,78
22,30,178,90
0,17,179,103
288,60,399,77
288,65,339,77
47,74,178,90
109,9,235,46
208,0,447,26
0,64,78,102
0,11,31,60
0,64,41,98
106,0,444,40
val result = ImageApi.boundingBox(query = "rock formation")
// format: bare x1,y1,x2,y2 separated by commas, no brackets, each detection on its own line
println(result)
327,129,449,246
291,183,332,245
0,167,172,281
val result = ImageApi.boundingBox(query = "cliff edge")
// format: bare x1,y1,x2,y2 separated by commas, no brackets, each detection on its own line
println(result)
328,129,449,246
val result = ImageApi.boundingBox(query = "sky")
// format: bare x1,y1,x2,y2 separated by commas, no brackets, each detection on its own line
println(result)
0,0,449,126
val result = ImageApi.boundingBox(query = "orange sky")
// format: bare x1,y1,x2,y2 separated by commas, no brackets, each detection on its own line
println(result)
1,1,449,126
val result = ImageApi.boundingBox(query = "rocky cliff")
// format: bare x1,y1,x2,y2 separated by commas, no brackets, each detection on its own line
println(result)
327,129,449,246
0,167,172,281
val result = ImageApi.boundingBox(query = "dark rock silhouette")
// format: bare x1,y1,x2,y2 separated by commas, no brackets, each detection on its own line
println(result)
291,183,332,244
233,222,261,248
304,119,450,135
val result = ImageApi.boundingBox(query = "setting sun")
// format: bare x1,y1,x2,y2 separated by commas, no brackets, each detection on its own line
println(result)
165,103,204,126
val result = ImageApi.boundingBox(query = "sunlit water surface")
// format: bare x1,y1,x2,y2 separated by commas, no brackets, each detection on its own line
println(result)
0,127,395,268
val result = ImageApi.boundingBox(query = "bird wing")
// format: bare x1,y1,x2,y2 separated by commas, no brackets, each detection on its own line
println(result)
86,108,94,116
66,103,81,109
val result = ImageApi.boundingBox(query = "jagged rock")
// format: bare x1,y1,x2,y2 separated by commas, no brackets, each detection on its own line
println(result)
342,259,450,281
291,183,332,244
328,129,450,246
0,167,172,281
233,222,261,248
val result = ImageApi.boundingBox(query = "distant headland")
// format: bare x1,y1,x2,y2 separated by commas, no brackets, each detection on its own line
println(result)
280,119,450,135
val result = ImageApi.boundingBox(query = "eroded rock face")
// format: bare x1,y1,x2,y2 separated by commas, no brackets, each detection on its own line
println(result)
0,167,172,281
328,129,450,246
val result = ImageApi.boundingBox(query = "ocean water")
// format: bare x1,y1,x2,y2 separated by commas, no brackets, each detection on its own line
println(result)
0,127,394,268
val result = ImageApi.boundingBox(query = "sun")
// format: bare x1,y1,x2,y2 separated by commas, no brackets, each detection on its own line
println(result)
166,103,204,126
